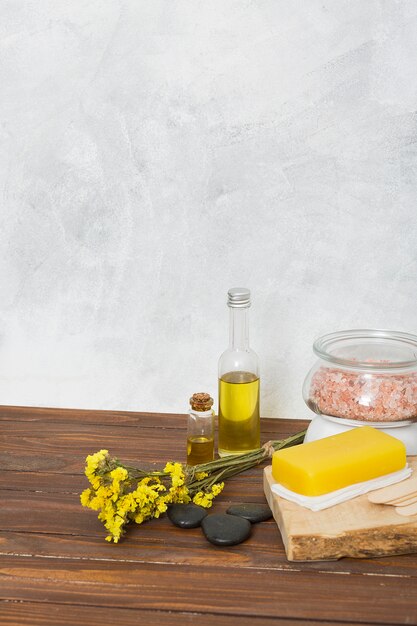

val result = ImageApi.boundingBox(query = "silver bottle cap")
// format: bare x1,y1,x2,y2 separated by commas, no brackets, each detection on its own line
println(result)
227,287,251,308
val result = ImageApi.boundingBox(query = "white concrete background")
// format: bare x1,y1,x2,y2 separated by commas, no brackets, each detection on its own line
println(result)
1,0,416,418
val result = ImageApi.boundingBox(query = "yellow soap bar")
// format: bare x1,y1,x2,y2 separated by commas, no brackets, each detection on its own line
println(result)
272,426,406,497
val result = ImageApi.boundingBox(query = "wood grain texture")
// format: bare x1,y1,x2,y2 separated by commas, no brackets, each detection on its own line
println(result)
0,602,371,626
1,556,417,624
1,405,417,625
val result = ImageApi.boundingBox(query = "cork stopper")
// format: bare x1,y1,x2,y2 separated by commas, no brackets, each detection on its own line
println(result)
189,392,214,412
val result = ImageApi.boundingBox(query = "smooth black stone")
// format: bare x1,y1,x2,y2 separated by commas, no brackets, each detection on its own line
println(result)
167,503,208,529
226,503,272,524
201,513,251,546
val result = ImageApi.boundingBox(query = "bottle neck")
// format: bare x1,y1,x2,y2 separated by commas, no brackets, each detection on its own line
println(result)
189,409,214,418
229,306,249,349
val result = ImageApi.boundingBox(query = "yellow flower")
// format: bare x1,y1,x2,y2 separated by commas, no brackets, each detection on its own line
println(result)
192,491,212,507
117,493,138,516
110,467,128,482
211,482,224,496
81,450,212,541
82,450,225,542
192,482,224,508
169,484,191,504
156,498,168,514
85,449,109,480
109,466,128,501
80,488,92,506
164,462,186,488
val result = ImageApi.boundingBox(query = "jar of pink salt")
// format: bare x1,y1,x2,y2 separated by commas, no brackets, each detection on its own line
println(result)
303,330,417,423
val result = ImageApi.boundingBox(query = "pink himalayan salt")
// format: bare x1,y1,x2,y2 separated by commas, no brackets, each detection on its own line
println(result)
308,367,417,422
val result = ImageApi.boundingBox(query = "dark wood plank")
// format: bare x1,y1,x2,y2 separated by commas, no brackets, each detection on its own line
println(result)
0,405,307,435
0,471,84,493
0,430,190,472
3,527,417,579
0,405,187,428
0,601,366,626
0,418,305,442
1,556,417,624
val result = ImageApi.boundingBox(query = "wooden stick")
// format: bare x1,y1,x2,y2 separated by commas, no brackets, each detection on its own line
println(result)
395,502,417,517
386,493,417,506
368,476,417,504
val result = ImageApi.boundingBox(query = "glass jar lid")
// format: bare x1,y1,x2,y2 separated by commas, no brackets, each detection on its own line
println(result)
313,329,417,371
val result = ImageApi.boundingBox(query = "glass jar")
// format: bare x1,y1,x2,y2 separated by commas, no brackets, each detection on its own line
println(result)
303,330,417,423
187,393,215,465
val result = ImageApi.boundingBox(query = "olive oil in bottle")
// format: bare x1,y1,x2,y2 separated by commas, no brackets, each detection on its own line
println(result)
187,436,214,465
218,288,260,457
218,371,260,455
186,393,214,466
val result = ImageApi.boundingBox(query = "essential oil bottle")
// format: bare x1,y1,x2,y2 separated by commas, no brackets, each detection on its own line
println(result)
218,288,260,457
187,393,215,465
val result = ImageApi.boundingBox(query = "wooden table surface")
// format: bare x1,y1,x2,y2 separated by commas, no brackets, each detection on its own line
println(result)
1,406,417,626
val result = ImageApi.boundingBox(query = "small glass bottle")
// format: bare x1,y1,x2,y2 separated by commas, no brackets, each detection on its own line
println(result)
187,393,215,465
218,288,260,457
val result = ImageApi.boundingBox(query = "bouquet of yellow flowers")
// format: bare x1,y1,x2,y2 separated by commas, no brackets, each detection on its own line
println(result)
80,429,305,543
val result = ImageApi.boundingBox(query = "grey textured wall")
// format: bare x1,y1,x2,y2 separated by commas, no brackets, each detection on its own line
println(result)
1,1,416,418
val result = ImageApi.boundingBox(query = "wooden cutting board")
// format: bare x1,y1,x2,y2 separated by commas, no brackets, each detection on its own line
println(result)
263,456,417,561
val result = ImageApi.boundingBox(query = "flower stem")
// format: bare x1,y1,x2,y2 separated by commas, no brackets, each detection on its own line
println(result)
187,429,306,491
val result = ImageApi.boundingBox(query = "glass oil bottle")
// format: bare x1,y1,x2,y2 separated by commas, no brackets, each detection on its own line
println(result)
218,288,260,457
187,393,215,465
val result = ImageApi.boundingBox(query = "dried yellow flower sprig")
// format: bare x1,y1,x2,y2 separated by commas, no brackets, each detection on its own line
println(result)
80,429,305,543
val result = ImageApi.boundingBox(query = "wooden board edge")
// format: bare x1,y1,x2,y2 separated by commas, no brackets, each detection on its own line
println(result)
263,469,290,556
287,525,417,562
